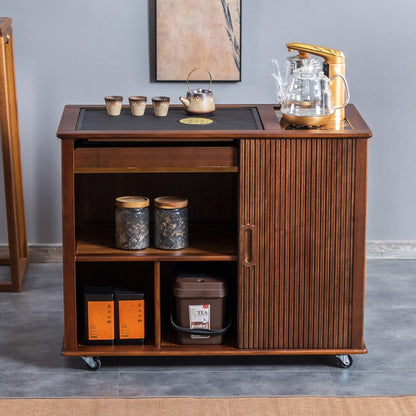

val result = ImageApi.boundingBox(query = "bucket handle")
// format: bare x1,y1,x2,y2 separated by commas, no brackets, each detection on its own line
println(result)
170,313,232,335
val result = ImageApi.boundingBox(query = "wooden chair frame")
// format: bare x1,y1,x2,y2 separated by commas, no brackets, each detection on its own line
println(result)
0,17,28,291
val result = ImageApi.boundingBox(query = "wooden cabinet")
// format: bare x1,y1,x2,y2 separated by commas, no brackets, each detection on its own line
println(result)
57,104,371,364
238,138,367,351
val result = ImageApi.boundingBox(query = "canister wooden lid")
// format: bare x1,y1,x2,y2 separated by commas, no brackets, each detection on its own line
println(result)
154,196,188,209
115,196,150,208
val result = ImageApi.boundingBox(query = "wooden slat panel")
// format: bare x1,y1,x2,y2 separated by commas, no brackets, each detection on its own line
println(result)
300,140,307,349
278,140,286,348
268,139,276,349
238,138,363,350
351,139,367,348
322,139,330,349
289,139,295,349
62,140,77,351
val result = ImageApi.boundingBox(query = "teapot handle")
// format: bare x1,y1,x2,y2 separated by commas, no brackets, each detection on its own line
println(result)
329,74,350,110
186,68,213,92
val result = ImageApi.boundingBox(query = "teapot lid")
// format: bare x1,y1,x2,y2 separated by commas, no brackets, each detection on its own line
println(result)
189,88,212,95
287,55,322,73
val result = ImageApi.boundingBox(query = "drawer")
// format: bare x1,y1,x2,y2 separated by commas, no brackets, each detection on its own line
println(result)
74,146,238,173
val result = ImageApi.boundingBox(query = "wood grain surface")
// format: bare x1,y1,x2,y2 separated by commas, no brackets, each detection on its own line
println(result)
238,138,366,350
0,17,28,292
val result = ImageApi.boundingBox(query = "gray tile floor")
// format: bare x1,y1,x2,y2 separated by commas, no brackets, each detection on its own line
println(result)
0,260,415,397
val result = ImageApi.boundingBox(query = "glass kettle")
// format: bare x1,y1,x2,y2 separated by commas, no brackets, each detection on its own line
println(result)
271,55,322,105
281,68,349,127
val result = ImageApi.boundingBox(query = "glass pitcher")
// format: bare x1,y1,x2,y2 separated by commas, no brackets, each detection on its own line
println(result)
281,68,349,127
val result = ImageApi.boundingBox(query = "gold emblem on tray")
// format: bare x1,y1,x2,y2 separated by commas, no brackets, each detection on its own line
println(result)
179,117,213,125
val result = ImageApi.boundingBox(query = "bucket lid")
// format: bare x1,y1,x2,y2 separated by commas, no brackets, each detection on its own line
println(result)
116,196,149,208
155,196,188,209
173,277,227,298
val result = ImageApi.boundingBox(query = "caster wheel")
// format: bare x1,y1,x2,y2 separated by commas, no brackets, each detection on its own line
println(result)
81,356,102,371
336,354,353,368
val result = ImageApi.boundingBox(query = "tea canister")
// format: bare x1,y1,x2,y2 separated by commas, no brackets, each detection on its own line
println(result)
154,196,188,250
115,196,150,250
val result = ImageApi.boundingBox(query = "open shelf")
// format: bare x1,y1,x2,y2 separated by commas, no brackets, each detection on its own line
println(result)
76,223,237,262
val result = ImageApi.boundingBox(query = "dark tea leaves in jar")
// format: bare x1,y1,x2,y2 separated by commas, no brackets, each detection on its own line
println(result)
154,196,188,250
115,196,150,250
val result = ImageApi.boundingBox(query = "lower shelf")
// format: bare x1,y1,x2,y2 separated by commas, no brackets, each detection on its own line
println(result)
62,343,368,357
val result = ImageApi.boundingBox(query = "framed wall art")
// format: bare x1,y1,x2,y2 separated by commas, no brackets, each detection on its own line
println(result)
156,0,241,82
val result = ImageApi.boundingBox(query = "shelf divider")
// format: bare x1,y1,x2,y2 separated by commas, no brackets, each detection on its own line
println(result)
154,261,161,349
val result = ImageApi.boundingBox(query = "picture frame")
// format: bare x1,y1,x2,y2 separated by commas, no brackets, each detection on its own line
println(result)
155,0,241,82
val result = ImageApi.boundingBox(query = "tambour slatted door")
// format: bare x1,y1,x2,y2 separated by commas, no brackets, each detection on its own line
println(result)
238,138,368,351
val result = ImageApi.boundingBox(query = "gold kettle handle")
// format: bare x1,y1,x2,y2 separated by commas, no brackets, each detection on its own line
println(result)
186,68,213,91
330,74,350,110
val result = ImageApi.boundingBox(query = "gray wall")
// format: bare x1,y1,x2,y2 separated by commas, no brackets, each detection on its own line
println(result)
0,0,414,244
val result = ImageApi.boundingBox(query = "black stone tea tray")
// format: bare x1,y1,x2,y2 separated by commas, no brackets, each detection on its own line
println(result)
76,107,264,131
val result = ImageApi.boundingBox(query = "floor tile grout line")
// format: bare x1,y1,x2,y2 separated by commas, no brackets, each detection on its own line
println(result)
327,365,337,391
2,368,416,374
117,369,338,375
116,369,121,396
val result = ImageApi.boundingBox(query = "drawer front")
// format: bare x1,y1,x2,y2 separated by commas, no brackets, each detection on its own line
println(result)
74,146,238,173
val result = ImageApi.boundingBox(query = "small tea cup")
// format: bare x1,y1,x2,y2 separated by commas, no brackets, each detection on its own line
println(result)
105,96,123,116
152,96,170,117
129,96,147,116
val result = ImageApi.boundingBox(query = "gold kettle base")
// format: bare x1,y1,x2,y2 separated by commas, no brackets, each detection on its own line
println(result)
282,112,332,127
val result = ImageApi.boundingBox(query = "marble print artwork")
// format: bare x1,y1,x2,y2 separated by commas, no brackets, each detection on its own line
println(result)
156,0,241,81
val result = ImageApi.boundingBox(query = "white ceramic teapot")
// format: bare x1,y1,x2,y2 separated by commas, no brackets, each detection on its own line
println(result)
179,68,215,115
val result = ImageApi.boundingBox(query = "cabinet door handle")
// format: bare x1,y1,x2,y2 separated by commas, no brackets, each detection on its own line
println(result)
244,228,252,263
240,225,256,264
